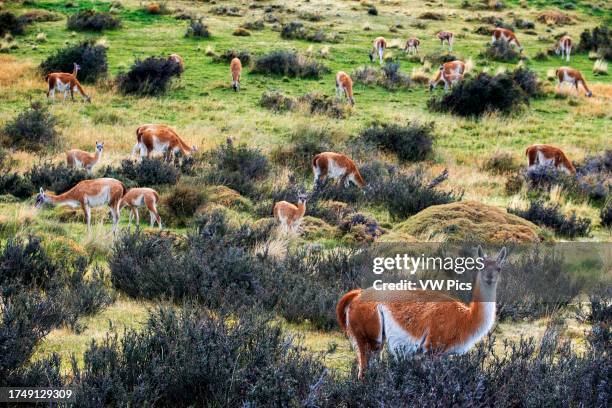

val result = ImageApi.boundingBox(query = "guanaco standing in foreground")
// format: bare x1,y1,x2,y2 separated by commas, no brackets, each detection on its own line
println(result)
337,246,507,379
336,71,355,106
312,152,366,188
35,178,126,232
66,141,104,173
45,62,91,102
273,193,307,233
119,187,162,229
525,144,576,174
555,67,593,97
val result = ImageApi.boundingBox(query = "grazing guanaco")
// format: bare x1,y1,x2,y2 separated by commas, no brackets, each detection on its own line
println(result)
525,144,576,174
437,31,454,51
491,28,523,52
168,53,185,71
555,35,572,62
132,124,197,160
230,57,242,91
369,37,387,64
429,60,465,91
66,141,104,173
337,246,507,379
312,152,366,188
273,193,307,233
556,67,593,97
336,71,355,106
404,37,420,55
45,62,91,102
119,187,162,229
35,178,126,232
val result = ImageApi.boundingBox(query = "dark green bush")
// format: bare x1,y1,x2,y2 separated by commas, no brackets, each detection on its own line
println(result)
271,126,333,173
512,68,541,97
0,173,34,199
185,18,210,38
259,90,296,112
481,41,521,62
252,51,330,79
117,57,182,96
298,92,349,118
26,162,89,194
0,11,27,36
482,151,521,174
162,185,207,227
67,10,121,32
577,25,611,59
211,49,251,65
601,198,612,228
2,102,60,151
509,200,591,238
428,72,529,117
358,122,434,162
103,158,179,187
40,40,108,83
281,21,338,43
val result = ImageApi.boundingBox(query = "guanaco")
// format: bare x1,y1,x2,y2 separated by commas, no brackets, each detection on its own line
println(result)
404,37,420,55
555,36,572,62
336,71,355,106
45,62,91,102
337,246,507,379
525,144,576,174
556,67,593,97
429,60,465,91
66,141,104,173
273,193,307,233
119,187,162,229
230,57,242,91
312,152,366,188
369,37,387,64
132,124,197,160
35,178,126,232
437,31,454,51
491,28,523,52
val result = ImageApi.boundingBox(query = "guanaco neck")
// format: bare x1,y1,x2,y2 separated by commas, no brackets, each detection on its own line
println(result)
44,190,80,206
296,202,306,218
93,149,103,163
468,276,497,328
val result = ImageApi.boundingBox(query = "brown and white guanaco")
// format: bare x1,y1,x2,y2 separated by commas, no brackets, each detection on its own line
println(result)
45,62,91,102
404,37,420,55
35,178,126,232
337,246,507,379
525,144,576,174
119,187,162,229
555,36,572,62
313,152,366,188
273,193,307,233
491,28,523,52
437,31,454,51
429,60,465,91
230,57,242,91
556,67,593,97
132,124,197,160
369,37,387,64
66,141,104,173
169,53,185,71
336,71,355,106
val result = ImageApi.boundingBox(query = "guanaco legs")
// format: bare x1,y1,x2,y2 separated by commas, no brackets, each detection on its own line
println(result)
230,57,242,91
437,31,454,51
336,71,355,106
46,62,91,103
556,67,593,97
404,38,420,55
66,141,104,173
337,246,507,379
369,37,387,64
119,187,162,229
273,193,307,233
35,178,126,233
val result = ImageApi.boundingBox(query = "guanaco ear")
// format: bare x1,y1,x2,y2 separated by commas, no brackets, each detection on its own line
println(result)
477,245,485,259
496,247,507,265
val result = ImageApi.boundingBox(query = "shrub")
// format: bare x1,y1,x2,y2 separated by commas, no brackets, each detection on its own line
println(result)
185,18,210,38
259,90,296,112
105,158,179,187
0,172,34,199
601,199,612,228
509,200,591,238
233,27,250,36
241,19,264,31
358,122,434,162
512,68,541,97
514,18,535,29
2,102,59,151
367,6,378,15
117,56,182,96
482,151,521,174
252,51,330,79
298,92,350,119
211,6,243,16
428,72,528,117
481,41,521,62
27,162,89,194
39,40,108,83
271,125,333,173
577,25,611,59
353,66,379,86
162,185,207,227
211,49,251,65
280,21,338,43
379,62,411,90
67,10,121,32
0,12,27,36
419,12,445,20
204,142,269,198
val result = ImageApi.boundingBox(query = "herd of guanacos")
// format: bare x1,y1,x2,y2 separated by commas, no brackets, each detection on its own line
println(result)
38,27,585,234
35,25,598,378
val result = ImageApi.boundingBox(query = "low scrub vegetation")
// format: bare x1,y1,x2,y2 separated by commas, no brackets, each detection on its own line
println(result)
40,40,108,83
117,56,182,95
577,25,611,60
481,41,521,62
185,18,211,38
211,49,251,65
281,21,339,43
509,200,591,238
1,102,59,152
259,90,296,112
353,63,412,90
482,151,521,174
67,10,121,32
271,125,333,173
161,185,207,227
298,92,350,119
601,199,612,228
358,122,435,162
27,162,89,195
0,11,27,36
101,158,179,187
252,51,330,79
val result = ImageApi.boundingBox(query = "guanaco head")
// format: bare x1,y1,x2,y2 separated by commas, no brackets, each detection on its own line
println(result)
297,193,308,205
95,141,104,153
477,246,507,287
73,63,81,74
35,187,48,208
429,66,444,91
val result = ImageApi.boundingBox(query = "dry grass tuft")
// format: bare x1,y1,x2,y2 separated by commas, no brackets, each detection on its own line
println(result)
593,59,608,76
